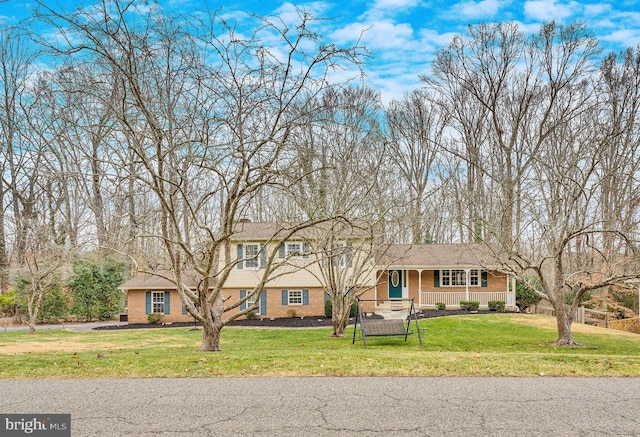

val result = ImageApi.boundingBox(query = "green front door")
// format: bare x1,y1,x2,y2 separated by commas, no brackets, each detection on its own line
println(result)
388,270,403,299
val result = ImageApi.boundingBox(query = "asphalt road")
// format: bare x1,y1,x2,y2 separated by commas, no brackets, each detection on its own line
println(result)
1,377,639,436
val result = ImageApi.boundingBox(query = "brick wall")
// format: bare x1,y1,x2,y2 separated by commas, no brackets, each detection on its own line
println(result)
127,287,327,324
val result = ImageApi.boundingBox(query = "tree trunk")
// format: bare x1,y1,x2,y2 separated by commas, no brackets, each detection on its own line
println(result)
28,320,36,335
555,304,577,345
200,320,223,352
27,290,43,336
0,189,7,292
199,292,224,351
330,297,351,337
91,136,107,248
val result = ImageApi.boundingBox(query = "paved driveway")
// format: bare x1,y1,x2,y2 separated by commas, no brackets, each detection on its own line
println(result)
1,377,639,436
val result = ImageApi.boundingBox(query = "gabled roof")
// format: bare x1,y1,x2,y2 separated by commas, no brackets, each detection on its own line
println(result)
376,244,505,269
231,220,373,241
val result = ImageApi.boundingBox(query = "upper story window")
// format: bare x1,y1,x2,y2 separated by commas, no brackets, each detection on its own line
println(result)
244,243,261,269
335,241,352,268
441,269,480,287
285,242,304,257
237,242,263,269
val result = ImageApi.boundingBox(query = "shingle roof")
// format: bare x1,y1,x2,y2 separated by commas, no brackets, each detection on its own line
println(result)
376,244,504,269
120,270,200,290
231,220,373,240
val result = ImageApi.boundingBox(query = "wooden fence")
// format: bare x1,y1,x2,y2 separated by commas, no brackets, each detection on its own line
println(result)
574,306,609,328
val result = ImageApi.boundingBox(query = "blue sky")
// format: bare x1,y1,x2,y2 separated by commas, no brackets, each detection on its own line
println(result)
2,0,640,102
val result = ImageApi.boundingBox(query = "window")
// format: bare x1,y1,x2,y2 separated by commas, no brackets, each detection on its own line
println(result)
285,242,303,257
440,269,480,287
241,290,266,315
244,243,260,269
288,290,303,305
238,243,264,269
246,294,260,314
282,289,308,306
469,269,479,286
246,292,266,315
146,291,170,314
152,291,165,313
334,241,352,268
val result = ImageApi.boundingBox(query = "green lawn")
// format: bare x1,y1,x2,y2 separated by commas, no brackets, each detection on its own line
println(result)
1,314,640,378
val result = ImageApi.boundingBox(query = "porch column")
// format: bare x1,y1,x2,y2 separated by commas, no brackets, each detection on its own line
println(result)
465,269,470,301
417,269,423,306
374,270,379,303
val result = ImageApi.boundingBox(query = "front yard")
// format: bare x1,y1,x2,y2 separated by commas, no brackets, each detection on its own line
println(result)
1,314,640,378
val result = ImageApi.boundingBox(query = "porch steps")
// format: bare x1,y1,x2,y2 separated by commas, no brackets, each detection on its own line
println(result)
376,300,411,320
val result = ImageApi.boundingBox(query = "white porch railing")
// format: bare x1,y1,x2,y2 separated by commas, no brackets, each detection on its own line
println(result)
419,291,515,308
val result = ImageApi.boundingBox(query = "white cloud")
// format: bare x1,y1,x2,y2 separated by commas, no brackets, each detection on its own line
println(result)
372,0,421,10
456,0,502,20
274,1,332,20
332,20,414,50
515,21,544,36
584,3,611,17
363,0,421,21
599,29,640,47
418,28,458,49
523,0,578,22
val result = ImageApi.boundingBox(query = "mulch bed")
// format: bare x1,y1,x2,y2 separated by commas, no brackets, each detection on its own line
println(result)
94,310,495,330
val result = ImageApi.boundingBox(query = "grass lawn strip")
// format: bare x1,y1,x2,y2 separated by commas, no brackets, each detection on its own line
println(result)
1,314,639,378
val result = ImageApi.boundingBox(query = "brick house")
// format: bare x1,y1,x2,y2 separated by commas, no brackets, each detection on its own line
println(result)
120,222,515,324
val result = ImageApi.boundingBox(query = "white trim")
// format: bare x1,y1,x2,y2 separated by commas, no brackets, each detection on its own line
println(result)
288,289,303,305
151,291,165,314
246,293,261,315
390,270,400,287
440,268,481,287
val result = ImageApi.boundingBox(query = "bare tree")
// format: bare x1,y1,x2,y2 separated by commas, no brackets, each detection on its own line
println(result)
307,220,382,336
427,21,640,344
426,22,571,248
384,90,446,244
506,94,640,344
36,1,365,351
597,48,640,255
0,25,39,289
43,64,124,251
6,69,74,333
285,86,386,336
17,247,67,335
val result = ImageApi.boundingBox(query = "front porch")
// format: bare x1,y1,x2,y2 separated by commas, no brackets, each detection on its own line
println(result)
374,268,517,310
